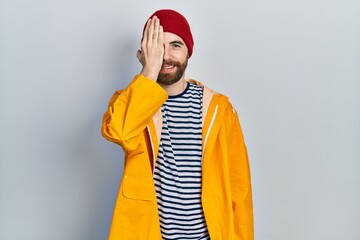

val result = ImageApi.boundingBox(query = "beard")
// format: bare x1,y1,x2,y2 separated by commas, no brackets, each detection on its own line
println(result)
157,59,188,85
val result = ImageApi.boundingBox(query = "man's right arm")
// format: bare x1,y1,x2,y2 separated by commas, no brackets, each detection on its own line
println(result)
101,16,166,154
101,75,167,154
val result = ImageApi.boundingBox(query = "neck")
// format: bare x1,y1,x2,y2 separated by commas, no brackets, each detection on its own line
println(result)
159,77,187,96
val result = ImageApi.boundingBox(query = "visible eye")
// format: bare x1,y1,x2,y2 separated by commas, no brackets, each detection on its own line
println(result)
172,43,181,48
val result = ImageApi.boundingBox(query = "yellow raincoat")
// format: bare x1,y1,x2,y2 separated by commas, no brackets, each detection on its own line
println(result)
101,75,254,240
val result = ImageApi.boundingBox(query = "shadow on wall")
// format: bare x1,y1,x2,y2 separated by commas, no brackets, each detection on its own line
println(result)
70,38,139,240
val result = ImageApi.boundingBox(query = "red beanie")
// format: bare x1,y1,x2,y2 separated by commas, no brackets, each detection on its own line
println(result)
143,9,194,58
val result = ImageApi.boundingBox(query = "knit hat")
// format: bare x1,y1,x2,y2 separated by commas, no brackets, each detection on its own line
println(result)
143,9,194,58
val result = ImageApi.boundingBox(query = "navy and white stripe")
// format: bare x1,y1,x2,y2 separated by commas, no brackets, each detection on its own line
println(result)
154,82,210,240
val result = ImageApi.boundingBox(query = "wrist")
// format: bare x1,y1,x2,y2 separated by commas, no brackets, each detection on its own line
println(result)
140,67,159,81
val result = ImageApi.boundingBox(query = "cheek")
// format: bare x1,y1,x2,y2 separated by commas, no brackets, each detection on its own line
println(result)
178,49,188,62
166,48,188,62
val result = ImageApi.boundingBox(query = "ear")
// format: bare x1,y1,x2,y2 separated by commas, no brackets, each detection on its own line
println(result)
136,49,142,60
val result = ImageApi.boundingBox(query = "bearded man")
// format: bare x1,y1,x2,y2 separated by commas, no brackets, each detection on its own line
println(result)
101,9,254,240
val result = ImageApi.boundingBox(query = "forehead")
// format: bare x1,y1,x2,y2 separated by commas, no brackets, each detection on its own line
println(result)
163,32,185,44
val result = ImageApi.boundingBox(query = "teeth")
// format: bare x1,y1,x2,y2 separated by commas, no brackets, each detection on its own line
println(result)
163,65,173,69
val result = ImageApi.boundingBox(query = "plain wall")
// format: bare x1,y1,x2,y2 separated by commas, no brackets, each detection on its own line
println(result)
1,0,359,239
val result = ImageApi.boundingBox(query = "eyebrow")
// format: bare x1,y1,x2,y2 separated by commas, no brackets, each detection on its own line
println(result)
170,41,185,45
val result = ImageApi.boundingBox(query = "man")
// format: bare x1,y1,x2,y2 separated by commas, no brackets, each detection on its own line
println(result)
101,9,254,240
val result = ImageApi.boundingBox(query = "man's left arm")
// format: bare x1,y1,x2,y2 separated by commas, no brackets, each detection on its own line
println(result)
228,105,254,240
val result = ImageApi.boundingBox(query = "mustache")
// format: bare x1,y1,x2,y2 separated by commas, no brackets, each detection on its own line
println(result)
162,60,182,67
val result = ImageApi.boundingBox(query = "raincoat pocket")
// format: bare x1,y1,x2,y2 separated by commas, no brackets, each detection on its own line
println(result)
122,175,154,201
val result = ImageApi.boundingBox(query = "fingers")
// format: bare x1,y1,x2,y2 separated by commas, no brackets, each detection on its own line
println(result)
158,25,163,45
142,19,151,46
153,17,160,42
143,16,162,46
147,18,154,45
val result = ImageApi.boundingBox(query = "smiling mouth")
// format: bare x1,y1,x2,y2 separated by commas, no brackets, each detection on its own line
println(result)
160,64,176,73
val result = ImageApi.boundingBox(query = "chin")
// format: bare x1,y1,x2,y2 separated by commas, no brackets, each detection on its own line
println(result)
157,76,181,85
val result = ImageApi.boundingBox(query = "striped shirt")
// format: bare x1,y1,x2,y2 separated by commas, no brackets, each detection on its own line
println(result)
153,82,210,240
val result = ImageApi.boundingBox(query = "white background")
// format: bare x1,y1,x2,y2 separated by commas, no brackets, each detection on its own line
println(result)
1,1,359,239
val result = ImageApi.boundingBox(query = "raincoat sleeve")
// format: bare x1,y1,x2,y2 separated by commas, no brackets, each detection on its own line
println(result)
228,106,254,240
101,74,167,154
